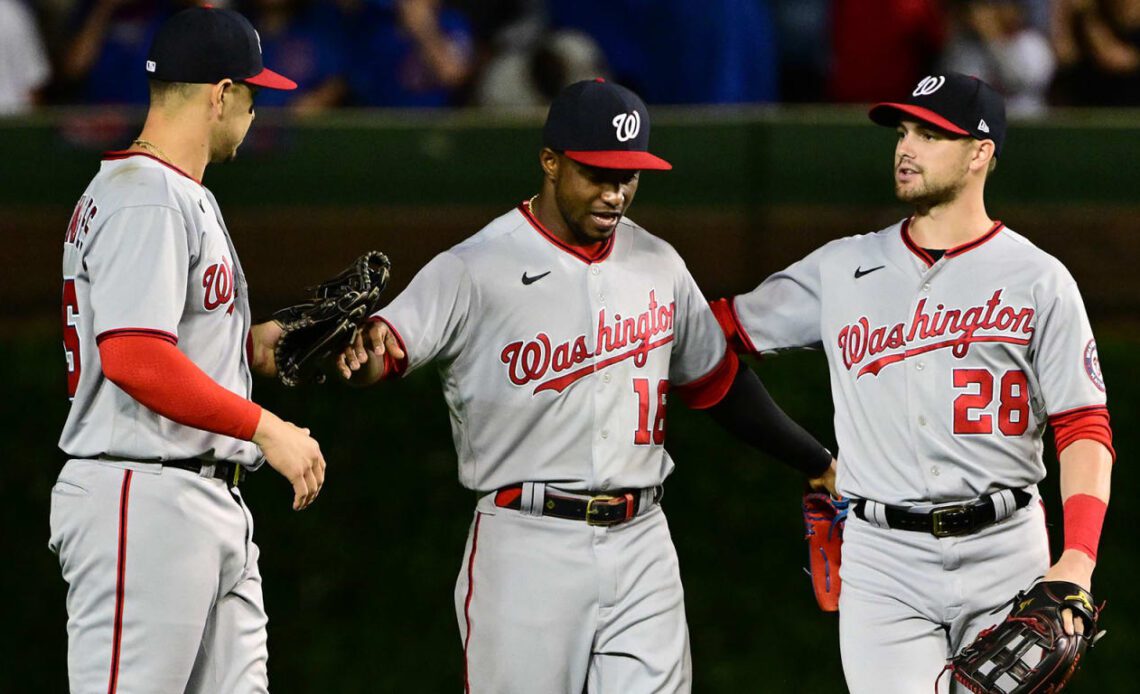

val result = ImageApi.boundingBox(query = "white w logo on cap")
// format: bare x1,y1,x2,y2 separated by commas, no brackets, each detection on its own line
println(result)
912,75,945,97
612,111,641,142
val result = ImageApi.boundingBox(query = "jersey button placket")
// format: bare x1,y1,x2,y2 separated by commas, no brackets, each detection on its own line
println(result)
589,263,608,489
906,272,939,496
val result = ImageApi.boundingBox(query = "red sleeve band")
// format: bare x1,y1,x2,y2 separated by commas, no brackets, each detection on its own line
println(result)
99,334,262,441
1063,493,1107,563
675,348,740,410
1049,406,1115,461
709,298,757,354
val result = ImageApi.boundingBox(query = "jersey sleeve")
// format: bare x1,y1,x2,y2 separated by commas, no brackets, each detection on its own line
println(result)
669,261,738,408
375,251,472,374
1032,279,1107,414
731,245,827,354
86,205,190,342
1032,278,1113,457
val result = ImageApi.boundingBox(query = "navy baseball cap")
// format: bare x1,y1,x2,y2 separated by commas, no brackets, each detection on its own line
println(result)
543,79,671,171
146,6,296,90
869,73,1006,156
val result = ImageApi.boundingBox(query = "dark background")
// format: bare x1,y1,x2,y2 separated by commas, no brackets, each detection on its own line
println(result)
3,109,1137,691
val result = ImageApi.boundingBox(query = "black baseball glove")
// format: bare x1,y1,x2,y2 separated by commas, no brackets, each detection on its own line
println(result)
944,580,1104,694
273,251,391,387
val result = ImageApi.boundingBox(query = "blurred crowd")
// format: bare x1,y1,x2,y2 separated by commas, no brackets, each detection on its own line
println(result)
3,0,1140,116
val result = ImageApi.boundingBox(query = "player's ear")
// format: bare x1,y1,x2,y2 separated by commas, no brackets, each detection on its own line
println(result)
971,140,995,174
539,148,559,181
210,79,235,119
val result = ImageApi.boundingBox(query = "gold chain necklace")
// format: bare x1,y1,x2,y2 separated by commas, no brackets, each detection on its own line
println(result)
132,138,172,163
526,194,538,214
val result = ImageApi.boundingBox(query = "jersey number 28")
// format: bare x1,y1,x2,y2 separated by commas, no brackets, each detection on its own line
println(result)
952,368,1029,436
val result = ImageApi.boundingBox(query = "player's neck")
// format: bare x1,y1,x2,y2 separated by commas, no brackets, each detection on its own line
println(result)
132,116,211,183
908,193,993,251
530,192,606,250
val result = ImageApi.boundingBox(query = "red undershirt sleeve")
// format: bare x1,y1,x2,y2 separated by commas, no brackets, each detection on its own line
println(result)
98,333,262,441
1049,406,1115,461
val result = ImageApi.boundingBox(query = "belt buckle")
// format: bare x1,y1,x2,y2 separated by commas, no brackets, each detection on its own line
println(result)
586,495,621,526
931,505,970,537
231,464,244,487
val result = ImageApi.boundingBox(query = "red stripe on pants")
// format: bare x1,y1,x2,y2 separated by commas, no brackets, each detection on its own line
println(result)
462,513,482,694
108,470,132,694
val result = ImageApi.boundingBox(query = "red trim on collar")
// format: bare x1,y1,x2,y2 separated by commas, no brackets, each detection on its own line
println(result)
102,151,202,185
946,220,1004,257
518,201,614,264
900,218,1005,266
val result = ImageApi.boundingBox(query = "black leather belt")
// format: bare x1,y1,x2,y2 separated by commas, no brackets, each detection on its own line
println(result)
494,485,662,526
164,459,246,487
852,488,1031,538
96,456,246,487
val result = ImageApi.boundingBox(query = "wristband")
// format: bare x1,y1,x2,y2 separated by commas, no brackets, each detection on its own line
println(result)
1063,493,1107,562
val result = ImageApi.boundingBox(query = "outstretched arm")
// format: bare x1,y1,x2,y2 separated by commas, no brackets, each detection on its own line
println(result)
705,364,837,494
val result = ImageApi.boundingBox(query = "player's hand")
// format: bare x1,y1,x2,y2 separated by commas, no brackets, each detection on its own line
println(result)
253,409,326,511
807,459,838,497
1042,550,1096,636
249,321,285,378
334,319,404,383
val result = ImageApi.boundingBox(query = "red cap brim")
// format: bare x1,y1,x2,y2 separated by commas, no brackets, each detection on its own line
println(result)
244,67,297,91
564,150,673,171
868,103,970,136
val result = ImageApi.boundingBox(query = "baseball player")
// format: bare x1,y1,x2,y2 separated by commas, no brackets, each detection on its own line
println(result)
711,73,1114,692
337,78,836,692
50,8,325,692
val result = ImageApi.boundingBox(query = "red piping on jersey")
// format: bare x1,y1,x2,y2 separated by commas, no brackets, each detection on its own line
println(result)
900,218,1005,266
462,513,482,694
107,469,133,694
96,328,178,346
518,202,614,264
102,151,202,185
675,348,740,409
1048,405,1114,461
709,298,758,355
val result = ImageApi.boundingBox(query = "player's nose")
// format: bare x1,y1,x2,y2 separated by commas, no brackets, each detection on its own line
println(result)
599,186,624,207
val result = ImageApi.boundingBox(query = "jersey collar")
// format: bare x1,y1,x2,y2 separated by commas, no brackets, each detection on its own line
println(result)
901,217,1004,267
102,150,203,185
518,201,615,264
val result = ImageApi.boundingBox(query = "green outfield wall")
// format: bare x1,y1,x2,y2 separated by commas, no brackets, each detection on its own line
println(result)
3,108,1137,691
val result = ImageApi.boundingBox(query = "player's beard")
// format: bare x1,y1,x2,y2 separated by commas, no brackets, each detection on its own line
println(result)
895,169,967,210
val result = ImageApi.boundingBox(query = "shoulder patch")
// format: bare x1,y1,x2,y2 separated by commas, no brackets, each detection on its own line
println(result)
1084,339,1105,392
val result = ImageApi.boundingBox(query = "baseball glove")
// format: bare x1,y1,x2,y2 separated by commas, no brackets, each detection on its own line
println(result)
944,580,1104,694
803,491,848,612
273,251,391,387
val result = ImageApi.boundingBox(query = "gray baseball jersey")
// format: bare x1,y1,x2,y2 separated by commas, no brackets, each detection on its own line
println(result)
727,218,1107,693
378,204,731,493
59,152,261,466
53,151,270,693
377,202,733,692
728,219,1107,506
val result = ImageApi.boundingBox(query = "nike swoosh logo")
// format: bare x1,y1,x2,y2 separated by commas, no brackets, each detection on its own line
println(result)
854,265,885,279
521,271,551,285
